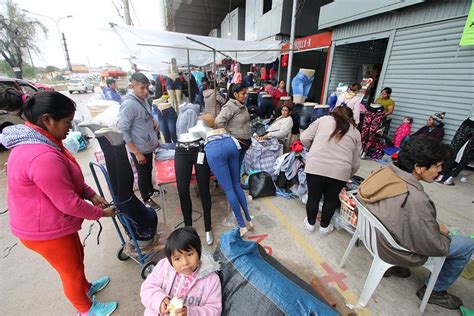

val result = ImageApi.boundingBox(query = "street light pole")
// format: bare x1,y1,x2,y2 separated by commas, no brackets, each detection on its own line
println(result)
22,10,73,71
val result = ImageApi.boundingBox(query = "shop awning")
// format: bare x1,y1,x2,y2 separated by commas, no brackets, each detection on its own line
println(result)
107,24,282,72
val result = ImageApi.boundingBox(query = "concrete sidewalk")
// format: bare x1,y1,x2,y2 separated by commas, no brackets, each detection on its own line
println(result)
1,144,473,315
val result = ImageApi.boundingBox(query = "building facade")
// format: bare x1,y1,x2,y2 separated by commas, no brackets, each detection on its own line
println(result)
320,0,474,141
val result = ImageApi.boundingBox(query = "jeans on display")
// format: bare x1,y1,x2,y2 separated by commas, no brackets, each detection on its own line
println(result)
311,107,329,123
166,78,183,90
246,92,258,107
432,235,474,291
306,173,346,228
130,152,155,202
291,103,303,134
154,106,177,143
291,72,314,99
96,137,157,241
299,105,314,130
205,137,252,228
175,146,212,232
259,97,274,119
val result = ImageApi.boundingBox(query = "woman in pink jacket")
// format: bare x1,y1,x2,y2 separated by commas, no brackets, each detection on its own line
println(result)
1,91,117,316
141,227,222,316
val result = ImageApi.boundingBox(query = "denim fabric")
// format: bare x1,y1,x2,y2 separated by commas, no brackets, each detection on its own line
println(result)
154,106,177,143
205,137,251,228
311,107,329,123
291,72,314,99
245,92,258,107
432,235,474,291
259,97,274,119
117,196,158,240
166,77,182,91
218,229,338,315
299,105,314,130
291,103,303,134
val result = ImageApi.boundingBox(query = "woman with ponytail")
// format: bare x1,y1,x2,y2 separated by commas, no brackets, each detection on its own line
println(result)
300,106,362,237
0,91,118,315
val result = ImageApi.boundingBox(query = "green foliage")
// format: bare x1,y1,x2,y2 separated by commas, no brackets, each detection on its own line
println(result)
0,59,36,78
45,65,59,73
0,0,47,78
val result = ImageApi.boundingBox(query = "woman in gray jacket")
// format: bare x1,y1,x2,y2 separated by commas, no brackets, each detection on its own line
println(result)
215,83,252,167
300,106,361,237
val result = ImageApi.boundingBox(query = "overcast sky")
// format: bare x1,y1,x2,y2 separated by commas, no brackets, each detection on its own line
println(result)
9,0,164,70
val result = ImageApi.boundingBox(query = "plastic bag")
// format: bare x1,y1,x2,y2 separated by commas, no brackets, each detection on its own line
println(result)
249,171,275,199
63,131,82,153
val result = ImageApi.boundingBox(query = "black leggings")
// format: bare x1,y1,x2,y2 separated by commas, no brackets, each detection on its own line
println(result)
175,147,212,231
306,173,346,228
131,152,154,202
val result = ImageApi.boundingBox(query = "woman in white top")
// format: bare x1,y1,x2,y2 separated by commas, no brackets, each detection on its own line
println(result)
335,82,362,125
257,104,293,142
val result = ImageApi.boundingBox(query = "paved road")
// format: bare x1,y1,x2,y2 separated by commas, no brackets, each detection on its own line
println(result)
60,89,101,122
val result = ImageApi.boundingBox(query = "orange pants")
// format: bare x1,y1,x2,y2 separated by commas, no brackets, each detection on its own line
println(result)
21,233,92,312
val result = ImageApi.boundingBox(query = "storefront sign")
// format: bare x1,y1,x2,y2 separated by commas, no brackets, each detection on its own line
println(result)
281,32,332,53
460,1,474,46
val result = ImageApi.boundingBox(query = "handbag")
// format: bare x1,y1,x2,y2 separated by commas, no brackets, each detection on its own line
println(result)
249,171,276,199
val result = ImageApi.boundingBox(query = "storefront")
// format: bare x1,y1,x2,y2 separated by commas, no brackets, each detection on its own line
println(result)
280,32,332,104
322,0,473,141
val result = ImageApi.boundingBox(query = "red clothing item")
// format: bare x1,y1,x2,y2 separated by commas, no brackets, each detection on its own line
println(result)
21,233,92,312
272,88,288,107
392,122,411,147
261,67,268,80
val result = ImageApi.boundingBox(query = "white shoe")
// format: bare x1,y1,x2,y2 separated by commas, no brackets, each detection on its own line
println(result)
319,224,334,237
206,231,214,245
304,217,315,233
434,174,443,182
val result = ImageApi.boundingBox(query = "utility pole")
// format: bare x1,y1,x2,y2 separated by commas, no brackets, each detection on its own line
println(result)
62,33,72,72
123,0,132,25
286,0,297,92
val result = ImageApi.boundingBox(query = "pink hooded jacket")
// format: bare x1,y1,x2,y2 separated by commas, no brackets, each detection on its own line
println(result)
141,256,222,316
3,124,103,241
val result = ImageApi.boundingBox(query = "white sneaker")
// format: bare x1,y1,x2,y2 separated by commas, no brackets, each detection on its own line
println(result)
304,217,315,233
319,224,334,237
434,174,443,182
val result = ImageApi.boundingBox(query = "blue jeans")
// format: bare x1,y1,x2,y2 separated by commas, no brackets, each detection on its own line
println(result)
432,235,474,292
299,105,314,130
205,137,252,228
291,72,314,99
259,97,274,119
154,106,177,143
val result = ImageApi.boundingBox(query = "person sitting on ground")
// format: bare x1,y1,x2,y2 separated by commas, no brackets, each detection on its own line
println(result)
358,136,473,310
103,78,122,103
373,87,395,117
203,81,226,118
140,227,222,316
411,112,445,143
256,104,293,142
392,116,413,147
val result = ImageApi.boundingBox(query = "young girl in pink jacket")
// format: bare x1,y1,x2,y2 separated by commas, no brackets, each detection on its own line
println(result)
140,227,222,316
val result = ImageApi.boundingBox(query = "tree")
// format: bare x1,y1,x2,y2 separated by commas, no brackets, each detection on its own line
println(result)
0,0,47,79
0,59,35,78
45,65,59,73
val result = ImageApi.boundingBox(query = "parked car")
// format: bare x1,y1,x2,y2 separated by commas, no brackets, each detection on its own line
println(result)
25,80,55,91
0,77,38,96
68,79,95,94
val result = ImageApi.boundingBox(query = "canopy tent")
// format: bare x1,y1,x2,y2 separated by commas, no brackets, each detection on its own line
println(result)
107,24,282,72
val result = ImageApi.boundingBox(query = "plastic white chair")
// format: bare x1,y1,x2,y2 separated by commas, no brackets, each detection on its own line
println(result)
339,195,446,313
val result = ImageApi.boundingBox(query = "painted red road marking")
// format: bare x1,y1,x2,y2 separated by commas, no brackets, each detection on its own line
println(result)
247,234,273,256
319,261,348,291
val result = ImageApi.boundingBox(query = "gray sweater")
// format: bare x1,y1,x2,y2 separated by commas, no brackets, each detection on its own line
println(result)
215,98,251,140
117,93,159,154
266,116,293,141
301,115,361,182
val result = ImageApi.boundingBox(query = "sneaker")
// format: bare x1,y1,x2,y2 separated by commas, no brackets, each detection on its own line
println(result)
145,199,161,210
79,295,118,316
416,285,462,310
383,266,411,278
434,174,444,182
304,217,315,233
87,276,110,298
149,189,166,199
319,224,334,237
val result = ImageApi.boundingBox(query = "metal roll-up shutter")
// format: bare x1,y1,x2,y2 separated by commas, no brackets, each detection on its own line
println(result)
382,17,474,142
327,45,359,94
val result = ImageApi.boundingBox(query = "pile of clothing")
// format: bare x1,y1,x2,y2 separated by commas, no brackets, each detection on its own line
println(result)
244,137,281,175
273,140,307,197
